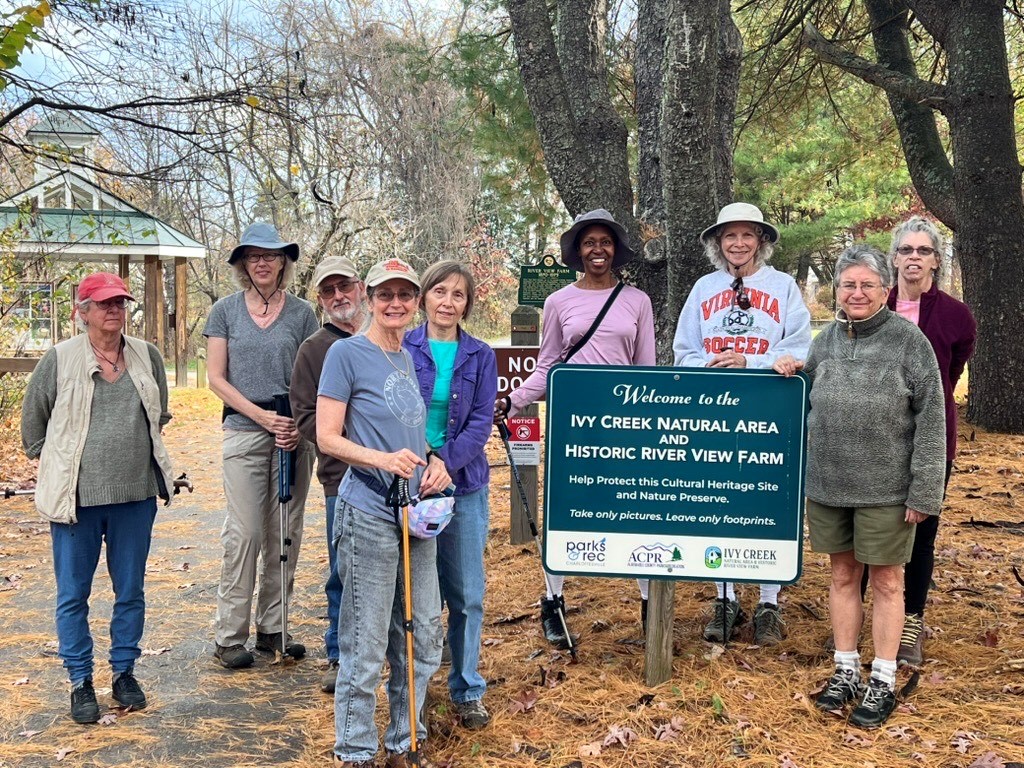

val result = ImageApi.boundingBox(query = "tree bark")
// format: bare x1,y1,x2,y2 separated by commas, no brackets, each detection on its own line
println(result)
806,0,1024,433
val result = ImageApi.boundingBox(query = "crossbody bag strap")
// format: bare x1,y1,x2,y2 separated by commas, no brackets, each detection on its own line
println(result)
563,281,624,363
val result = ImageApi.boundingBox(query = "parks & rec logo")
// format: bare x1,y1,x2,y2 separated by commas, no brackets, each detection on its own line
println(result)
565,537,606,564
628,543,684,573
704,546,723,569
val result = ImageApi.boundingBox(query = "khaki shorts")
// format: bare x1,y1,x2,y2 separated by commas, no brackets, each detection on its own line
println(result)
806,500,917,565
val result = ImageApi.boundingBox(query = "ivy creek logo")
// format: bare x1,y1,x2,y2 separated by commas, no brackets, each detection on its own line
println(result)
704,546,723,569
566,538,606,563
628,543,683,572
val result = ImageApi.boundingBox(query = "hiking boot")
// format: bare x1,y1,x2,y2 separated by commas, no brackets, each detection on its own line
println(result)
815,667,864,713
70,679,100,724
540,595,578,650
214,643,254,669
255,632,306,659
703,598,745,643
112,670,147,709
332,756,375,768
384,750,437,768
753,602,785,646
897,613,925,668
849,677,897,729
455,698,491,729
440,636,452,665
321,660,339,694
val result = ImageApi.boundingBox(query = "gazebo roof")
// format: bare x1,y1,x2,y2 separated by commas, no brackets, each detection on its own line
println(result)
0,207,207,261
25,114,100,139
0,169,207,261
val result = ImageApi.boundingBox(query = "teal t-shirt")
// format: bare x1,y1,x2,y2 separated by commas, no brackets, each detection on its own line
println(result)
426,339,458,449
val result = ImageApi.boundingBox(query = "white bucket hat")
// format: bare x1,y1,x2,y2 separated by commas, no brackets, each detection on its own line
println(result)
699,203,779,244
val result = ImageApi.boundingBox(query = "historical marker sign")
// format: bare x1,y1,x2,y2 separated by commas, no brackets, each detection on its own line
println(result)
517,255,575,307
543,365,809,584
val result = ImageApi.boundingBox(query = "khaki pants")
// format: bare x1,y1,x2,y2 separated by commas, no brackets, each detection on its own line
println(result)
215,429,314,647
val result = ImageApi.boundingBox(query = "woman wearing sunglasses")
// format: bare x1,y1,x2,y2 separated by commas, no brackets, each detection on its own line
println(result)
672,202,811,646
870,218,975,667
204,221,319,669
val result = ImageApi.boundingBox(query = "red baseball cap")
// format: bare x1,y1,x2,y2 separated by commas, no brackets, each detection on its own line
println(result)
77,272,136,303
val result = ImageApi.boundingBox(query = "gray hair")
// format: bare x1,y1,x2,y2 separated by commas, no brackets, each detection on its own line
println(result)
74,298,93,331
704,225,775,272
889,216,944,278
834,243,892,289
419,260,476,320
231,250,296,290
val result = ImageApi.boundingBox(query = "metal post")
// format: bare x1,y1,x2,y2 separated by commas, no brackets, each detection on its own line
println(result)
509,305,539,545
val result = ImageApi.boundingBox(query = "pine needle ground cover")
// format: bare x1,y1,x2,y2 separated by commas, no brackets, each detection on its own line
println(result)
0,388,1021,767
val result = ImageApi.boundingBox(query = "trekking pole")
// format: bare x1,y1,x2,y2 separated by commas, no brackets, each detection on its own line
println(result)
387,476,422,767
272,393,303,664
497,419,578,661
2,488,34,499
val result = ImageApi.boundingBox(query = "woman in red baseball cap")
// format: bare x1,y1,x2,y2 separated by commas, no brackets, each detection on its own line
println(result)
21,271,175,723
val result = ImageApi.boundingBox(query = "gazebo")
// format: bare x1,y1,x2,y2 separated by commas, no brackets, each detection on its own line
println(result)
0,114,207,386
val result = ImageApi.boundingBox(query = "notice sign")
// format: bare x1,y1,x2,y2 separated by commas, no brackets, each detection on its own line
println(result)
493,346,541,400
507,416,541,466
518,255,576,307
543,365,808,584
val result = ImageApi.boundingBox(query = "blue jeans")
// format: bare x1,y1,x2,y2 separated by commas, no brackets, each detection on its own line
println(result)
51,498,157,685
437,486,489,703
325,494,342,660
333,501,442,762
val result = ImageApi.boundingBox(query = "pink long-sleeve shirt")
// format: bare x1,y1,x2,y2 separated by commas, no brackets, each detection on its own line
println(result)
509,283,656,416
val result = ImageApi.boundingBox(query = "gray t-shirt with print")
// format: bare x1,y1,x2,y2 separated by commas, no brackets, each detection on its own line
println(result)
318,334,427,521
203,291,318,431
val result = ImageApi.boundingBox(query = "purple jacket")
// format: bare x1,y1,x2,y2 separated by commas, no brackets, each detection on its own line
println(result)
404,323,498,495
887,283,976,462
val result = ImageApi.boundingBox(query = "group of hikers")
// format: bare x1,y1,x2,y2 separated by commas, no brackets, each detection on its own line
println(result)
19,202,975,764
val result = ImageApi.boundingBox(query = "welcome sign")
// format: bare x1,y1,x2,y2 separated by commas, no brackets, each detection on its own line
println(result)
543,365,809,583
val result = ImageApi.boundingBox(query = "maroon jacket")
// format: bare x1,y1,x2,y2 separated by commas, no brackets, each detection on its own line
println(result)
888,283,976,462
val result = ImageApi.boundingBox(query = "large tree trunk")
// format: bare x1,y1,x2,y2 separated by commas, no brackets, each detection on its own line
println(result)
507,0,738,362
942,2,1024,433
805,0,1024,433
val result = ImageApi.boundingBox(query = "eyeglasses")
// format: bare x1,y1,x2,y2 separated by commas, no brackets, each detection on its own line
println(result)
895,245,936,256
95,298,128,310
837,281,883,293
244,252,284,263
731,277,751,310
318,280,359,297
373,289,418,303
581,237,615,249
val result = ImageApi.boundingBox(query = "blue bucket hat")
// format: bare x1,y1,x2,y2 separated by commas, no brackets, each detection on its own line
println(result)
229,221,300,264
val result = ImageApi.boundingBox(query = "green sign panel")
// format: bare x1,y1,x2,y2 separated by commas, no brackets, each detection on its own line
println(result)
518,255,576,307
543,365,808,584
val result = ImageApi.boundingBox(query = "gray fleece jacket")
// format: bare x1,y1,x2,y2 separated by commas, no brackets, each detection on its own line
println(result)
804,307,945,515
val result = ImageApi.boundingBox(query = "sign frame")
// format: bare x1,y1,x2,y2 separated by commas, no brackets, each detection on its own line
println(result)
542,364,809,585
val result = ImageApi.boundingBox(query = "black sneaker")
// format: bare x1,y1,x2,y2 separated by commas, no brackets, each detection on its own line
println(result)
112,670,147,709
255,632,306,659
815,667,864,713
703,598,745,643
70,679,100,724
850,677,897,729
539,595,578,650
455,698,491,729
214,643,255,669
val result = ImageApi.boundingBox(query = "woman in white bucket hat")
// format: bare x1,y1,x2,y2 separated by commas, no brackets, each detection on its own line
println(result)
672,202,811,646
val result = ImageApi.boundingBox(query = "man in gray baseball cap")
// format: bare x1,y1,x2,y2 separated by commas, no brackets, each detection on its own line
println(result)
290,255,367,693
